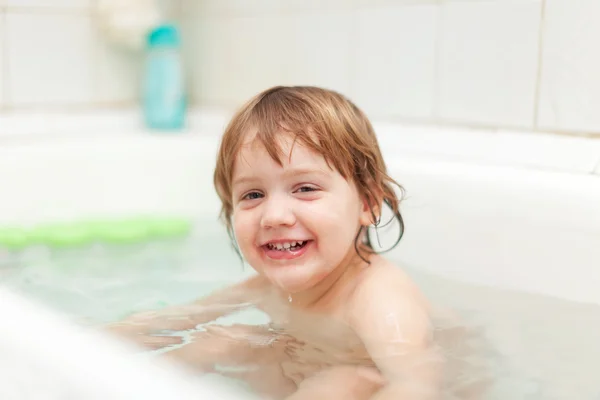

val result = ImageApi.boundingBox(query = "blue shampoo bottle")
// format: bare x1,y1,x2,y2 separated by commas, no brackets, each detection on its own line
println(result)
143,24,187,131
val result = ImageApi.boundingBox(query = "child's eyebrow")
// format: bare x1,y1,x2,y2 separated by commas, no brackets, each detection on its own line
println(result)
232,167,329,187
283,167,330,179
232,175,259,186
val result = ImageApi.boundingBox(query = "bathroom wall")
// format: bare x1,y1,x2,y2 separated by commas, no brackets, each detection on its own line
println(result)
0,0,140,111
1,0,599,137
181,0,600,136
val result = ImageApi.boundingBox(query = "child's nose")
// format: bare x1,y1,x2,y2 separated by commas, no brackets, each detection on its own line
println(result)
260,196,296,228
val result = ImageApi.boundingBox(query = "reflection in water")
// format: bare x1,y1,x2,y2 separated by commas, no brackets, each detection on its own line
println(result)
106,296,503,399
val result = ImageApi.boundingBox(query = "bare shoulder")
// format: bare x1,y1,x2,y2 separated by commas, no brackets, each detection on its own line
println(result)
347,258,443,398
352,256,429,309
347,256,433,343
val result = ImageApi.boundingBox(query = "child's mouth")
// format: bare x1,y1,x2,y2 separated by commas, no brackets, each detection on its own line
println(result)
263,240,311,260
266,241,308,251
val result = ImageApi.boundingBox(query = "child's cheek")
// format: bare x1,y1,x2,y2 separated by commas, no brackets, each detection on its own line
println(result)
232,214,253,247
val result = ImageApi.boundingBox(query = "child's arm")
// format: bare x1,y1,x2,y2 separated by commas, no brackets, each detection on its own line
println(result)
104,275,268,346
348,270,443,400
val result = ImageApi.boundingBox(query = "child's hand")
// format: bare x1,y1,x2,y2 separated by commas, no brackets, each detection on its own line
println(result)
202,324,302,362
104,308,199,334
102,321,185,350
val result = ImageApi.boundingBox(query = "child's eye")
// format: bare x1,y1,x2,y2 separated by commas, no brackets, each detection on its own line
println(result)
295,185,318,193
242,191,263,200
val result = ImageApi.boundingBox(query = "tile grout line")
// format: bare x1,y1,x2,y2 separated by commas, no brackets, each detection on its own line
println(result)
89,0,102,106
3,6,91,15
347,2,359,99
431,2,443,121
1,7,9,110
532,0,547,130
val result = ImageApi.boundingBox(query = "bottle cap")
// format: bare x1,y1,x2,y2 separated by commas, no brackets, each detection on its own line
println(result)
147,23,180,48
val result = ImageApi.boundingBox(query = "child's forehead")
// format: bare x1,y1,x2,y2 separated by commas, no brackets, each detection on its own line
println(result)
235,128,329,170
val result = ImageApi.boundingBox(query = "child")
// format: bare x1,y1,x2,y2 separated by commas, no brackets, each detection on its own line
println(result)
107,86,447,399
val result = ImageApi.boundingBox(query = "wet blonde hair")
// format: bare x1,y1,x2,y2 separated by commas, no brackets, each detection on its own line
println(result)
213,86,404,257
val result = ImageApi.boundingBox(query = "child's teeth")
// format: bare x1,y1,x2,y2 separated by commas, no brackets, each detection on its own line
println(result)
268,241,306,251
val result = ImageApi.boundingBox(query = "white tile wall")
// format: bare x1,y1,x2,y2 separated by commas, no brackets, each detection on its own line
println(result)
355,0,440,5
187,9,353,107
5,12,94,106
178,2,198,104
0,11,5,107
188,15,287,107
195,0,352,16
280,12,353,94
6,0,91,9
274,0,351,13
353,4,437,119
94,36,141,105
537,0,600,134
192,0,283,16
0,2,142,110
2,0,600,138
436,1,541,128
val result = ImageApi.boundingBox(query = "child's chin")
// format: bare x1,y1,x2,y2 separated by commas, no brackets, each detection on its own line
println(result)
266,269,318,293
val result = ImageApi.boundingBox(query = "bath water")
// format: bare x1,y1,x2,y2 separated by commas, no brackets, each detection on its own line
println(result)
1,223,598,399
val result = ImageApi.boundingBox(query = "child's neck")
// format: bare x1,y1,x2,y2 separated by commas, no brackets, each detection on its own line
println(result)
286,246,371,309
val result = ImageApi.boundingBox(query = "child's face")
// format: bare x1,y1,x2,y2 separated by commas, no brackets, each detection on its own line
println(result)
230,131,372,293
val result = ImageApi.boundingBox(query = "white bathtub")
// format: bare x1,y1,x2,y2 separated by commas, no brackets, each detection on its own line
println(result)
1,109,598,304
1,109,600,398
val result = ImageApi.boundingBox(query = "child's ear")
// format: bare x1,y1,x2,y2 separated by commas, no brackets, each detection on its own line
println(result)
359,192,381,226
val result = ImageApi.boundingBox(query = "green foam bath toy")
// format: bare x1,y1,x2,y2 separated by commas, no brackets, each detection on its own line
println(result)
0,216,193,250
